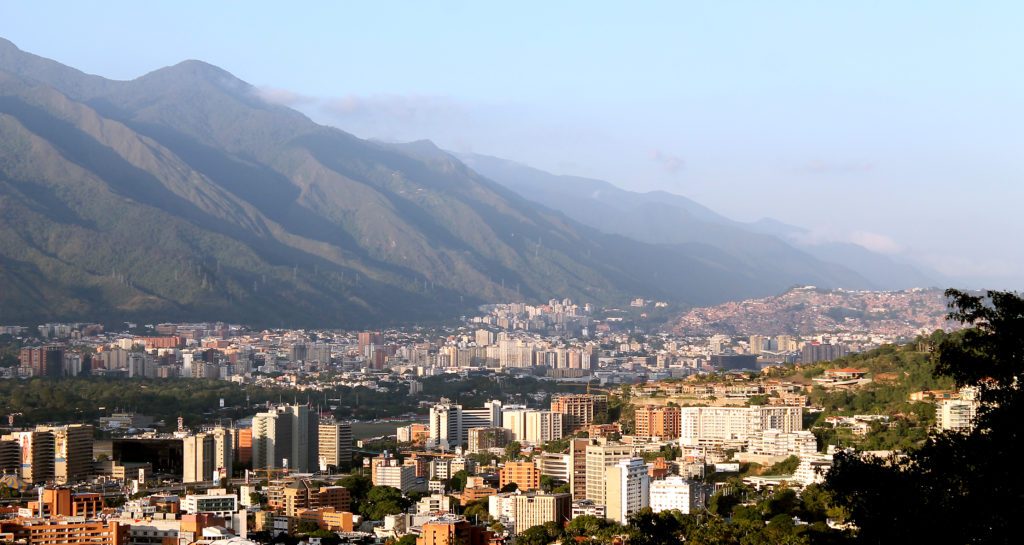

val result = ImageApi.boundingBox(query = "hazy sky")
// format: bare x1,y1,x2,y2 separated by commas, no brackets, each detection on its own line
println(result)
2,1,1022,288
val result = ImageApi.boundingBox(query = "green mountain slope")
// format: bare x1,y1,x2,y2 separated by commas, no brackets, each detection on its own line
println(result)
0,38,871,327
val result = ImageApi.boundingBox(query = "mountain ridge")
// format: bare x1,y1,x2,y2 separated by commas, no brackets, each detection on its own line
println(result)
456,151,937,290
0,38,879,326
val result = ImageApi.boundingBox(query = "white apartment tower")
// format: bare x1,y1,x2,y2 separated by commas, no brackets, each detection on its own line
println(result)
605,458,649,523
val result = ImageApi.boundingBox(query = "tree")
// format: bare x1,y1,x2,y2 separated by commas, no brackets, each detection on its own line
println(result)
360,486,411,520
392,535,417,545
826,289,1024,545
763,455,800,476
338,473,372,512
518,522,564,545
295,520,321,534
504,441,523,461
499,482,518,493
464,499,490,522
447,469,469,492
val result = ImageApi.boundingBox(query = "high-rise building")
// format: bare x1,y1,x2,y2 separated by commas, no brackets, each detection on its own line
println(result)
800,343,849,364
568,438,589,500
525,411,564,444
474,329,495,347
0,438,20,475
3,430,54,484
237,428,252,465
584,441,633,504
358,332,383,358
775,335,799,353
39,424,93,484
318,421,353,471
19,346,65,378
604,458,649,523
501,406,563,444
252,404,318,473
748,335,768,355
634,405,681,440
428,400,502,450
210,427,233,480
467,427,510,453
183,433,214,483
551,394,608,430
499,461,541,491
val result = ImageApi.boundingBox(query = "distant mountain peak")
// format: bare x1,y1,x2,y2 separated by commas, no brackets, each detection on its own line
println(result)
134,58,249,93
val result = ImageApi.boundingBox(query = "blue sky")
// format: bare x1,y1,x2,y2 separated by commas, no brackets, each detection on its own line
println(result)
1,1,1021,288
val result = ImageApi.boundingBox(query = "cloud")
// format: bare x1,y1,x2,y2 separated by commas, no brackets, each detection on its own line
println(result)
253,86,316,107
799,160,875,174
649,149,685,174
321,94,469,124
848,231,902,254
790,228,902,255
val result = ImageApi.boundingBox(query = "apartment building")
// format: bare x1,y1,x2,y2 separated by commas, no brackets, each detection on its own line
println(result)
584,441,634,504
634,405,681,440
499,461,541,491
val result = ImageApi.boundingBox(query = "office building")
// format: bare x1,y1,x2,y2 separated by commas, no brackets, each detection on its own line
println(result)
237,428,252,465
38,424,93,484
210,427,233,480
183,433,214,484
428,400,502,450
318,421,353,471
27,488,104,519
0,438,19,475
183,493,239,517
3,430,54,484
252,404,318,472
604,458,649,523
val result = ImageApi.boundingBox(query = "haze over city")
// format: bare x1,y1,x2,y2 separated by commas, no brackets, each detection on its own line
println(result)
2,1,1021,289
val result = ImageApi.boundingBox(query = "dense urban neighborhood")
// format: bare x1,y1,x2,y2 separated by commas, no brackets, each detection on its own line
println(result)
0,288,999,545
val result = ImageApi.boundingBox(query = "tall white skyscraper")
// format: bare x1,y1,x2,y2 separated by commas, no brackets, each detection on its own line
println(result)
605,458,649,523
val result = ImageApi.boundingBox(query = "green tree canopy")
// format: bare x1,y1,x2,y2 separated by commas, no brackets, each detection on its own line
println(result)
826,289,1024,544
360,485,411,520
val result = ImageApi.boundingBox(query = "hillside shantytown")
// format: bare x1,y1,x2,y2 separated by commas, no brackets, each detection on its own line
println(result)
0,287,979,545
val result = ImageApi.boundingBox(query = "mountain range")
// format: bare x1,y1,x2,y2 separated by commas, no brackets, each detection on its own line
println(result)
456,152,938,291
0,38,925,327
